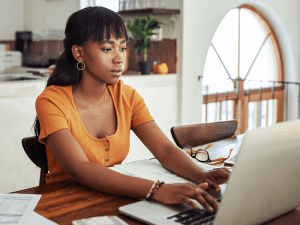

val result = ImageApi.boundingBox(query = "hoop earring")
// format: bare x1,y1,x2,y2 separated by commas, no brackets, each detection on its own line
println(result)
77,61,85,70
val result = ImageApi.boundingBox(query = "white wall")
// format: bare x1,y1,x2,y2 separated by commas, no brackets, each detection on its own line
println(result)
0,0,24,39
23,0,80,31
179,0,300,125
0,0,79,40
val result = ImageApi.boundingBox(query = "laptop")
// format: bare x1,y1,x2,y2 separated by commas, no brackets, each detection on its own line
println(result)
119,119,300,225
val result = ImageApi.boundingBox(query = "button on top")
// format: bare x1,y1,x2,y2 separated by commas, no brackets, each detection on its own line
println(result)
105,158,109,162
105,148,109,151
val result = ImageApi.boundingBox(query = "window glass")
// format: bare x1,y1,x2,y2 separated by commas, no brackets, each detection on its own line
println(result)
212,9,239,80
240,8,266,79
203,6,281,91
202,46,234,94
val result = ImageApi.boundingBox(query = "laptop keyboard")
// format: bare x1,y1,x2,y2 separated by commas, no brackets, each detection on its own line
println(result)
167,208,216,225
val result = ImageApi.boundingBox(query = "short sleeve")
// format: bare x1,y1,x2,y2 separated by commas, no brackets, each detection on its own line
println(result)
131,90,154,128
36,87,69,144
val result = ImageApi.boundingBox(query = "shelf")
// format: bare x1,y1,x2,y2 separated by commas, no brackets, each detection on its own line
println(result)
118,8,180,16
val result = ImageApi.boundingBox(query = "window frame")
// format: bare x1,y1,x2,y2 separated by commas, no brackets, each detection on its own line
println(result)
202,4,285,134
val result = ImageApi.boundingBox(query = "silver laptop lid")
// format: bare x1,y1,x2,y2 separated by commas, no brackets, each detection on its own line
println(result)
214,119,300,225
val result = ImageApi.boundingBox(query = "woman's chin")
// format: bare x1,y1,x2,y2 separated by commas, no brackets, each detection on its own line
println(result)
107,76,121,85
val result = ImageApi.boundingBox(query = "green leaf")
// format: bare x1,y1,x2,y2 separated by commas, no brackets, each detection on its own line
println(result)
126,14,161,58
133,18,140,26
146,31,156,36
129,27,145,39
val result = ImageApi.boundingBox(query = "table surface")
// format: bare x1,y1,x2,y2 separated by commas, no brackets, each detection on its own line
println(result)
14,179,141,225
13,136,300,225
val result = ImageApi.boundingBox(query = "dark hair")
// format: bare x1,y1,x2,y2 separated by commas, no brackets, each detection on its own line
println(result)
33,6,128,142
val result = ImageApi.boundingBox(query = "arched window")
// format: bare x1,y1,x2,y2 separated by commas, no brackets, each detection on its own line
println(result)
202,5,284,133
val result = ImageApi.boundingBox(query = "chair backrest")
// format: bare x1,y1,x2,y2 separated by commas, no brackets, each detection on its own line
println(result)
22,136,48,186
171,120,238,148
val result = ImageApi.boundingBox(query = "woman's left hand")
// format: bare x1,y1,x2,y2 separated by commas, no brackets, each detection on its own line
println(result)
198,168,231,193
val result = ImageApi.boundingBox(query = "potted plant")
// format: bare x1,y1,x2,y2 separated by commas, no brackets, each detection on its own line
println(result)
126,15,161,75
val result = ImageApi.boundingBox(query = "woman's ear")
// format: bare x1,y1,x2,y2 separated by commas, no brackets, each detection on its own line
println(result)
71,45,84,62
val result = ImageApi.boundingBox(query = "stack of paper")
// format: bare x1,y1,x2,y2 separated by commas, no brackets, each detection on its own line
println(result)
109,159,228,185
0,194,57,225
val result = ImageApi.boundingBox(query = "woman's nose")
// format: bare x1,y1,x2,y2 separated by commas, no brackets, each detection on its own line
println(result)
113,51,125,64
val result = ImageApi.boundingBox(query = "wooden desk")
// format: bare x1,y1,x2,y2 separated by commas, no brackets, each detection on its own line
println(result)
197,134,245,165
13,136,300,225
14,179,141,225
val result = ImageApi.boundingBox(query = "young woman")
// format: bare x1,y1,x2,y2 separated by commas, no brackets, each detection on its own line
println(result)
34,6,230,212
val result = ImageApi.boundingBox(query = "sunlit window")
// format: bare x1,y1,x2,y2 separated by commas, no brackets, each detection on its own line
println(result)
201,5,283,130
203,6,282,93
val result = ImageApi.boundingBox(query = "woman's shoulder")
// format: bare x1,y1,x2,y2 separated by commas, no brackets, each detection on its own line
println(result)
109,79,137,97
109,80,145,112
39,85,71,97
37,85,72,103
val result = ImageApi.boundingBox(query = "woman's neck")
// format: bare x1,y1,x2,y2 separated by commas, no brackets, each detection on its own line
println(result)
75,78,107,104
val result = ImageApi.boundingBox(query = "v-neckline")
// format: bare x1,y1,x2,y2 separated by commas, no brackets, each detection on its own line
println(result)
70,84,119,141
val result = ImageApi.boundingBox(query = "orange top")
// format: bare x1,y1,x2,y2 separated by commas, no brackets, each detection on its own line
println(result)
36,80,154,184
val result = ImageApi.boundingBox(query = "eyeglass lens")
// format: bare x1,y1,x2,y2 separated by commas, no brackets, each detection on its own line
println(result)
195,150,209,161
183,145,209,162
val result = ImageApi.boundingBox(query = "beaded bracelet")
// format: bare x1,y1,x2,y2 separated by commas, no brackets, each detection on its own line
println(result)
146,180,160,200
146,180,165,200
152,181,164,197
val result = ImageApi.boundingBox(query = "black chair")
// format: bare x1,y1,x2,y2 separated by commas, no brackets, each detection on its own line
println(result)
22,136,48,186
171,120,238,149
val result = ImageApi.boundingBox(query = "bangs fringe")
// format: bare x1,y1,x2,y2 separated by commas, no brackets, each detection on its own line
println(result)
86,7,128,43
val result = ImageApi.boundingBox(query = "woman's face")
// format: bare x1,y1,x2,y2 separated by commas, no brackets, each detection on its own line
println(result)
79,35,127,85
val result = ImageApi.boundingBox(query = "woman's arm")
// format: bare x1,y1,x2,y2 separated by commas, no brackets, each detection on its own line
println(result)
47,129,154,198
47,127,219,212
132,121,230,190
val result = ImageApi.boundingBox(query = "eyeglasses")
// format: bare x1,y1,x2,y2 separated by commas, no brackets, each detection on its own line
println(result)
183,144,233,164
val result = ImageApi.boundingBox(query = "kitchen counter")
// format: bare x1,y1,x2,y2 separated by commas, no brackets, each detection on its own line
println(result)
0,73,177,96
0,77,47,98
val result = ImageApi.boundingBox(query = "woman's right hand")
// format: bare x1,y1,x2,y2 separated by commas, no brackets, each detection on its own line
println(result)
152,182,219,212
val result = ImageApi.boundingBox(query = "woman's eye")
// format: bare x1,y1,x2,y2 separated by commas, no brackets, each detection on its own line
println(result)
121,47,127,51
102,48,111,52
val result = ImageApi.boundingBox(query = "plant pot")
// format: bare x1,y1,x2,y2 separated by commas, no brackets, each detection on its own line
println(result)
139,61,153,75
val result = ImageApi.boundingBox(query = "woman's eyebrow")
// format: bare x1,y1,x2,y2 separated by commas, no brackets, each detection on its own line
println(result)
99,40,127,45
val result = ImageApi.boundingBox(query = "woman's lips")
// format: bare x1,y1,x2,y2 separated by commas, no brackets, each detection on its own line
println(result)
110,71,122,76
110,68,123,76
